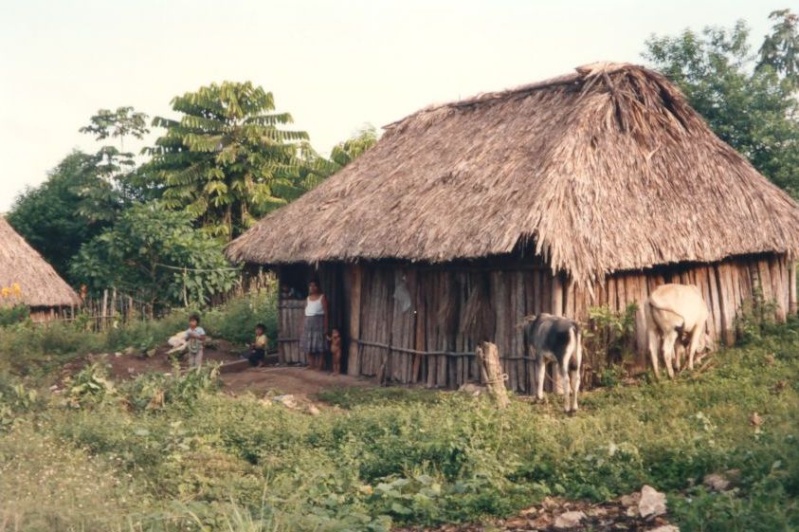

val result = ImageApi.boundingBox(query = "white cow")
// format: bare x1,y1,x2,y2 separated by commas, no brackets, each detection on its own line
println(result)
645,283,710,380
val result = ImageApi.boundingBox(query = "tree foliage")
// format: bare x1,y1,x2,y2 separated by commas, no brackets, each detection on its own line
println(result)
302,125,380,189
6,151,112,281
70,203,237,313
78,107,152,219
643,10,799,196
757,9,799,84
329,125,379,169
144,81,310,240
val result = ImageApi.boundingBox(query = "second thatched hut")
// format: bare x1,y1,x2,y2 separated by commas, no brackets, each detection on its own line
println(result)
0,216,81,321
227,62,799,392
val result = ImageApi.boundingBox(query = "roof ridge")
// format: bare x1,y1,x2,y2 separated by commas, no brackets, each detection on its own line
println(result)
385,62,640,130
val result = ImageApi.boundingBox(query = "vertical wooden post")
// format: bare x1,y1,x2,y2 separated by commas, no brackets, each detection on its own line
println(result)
769,257,786,322
413,271,426,383
631,276,649,365
476,342,509,409
110,288,117,325
551,271,563,316
277,299,286,365
101,289,108,331
347,264,362,377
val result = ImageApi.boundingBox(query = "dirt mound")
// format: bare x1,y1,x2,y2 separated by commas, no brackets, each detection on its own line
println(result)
61,338,376,398
221,366,372,396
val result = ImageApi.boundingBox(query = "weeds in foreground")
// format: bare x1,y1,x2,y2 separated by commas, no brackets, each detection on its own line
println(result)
0,318,798,530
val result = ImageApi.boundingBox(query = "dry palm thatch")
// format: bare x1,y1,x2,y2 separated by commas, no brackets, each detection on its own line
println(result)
0,217,81,308
227,62,799,285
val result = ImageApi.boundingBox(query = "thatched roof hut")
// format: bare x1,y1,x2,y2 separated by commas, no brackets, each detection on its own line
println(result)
227,62,799,285
227,63,799,391
0,216,80,313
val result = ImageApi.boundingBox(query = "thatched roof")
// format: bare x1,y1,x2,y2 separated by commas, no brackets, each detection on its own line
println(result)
0,217,80,308
227,62,799,284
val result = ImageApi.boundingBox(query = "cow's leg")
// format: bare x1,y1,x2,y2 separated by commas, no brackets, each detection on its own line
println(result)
648,329,661,380
569,367,580,412
686,320,705,371
674,340,685,373
662,329,679,380
559,356,571,413
533,350,546,402
530,347,542,402
571,332,582,412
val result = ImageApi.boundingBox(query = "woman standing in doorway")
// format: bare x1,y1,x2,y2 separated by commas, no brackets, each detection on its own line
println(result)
301,280,328,370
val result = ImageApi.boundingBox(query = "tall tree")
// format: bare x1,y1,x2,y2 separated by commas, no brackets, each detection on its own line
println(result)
757,9,799,84
70,202,237,313
144,81,310,240
643,11,799,196
6,151,111,281
78,106,151,220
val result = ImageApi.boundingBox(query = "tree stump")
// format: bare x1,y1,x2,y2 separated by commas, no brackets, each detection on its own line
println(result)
476,341,509,409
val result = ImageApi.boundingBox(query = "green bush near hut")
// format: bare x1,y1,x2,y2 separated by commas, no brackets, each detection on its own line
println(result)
0,312,798,530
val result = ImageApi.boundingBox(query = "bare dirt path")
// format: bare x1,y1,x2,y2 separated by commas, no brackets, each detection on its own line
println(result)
220,366,373,396
89,343,375,398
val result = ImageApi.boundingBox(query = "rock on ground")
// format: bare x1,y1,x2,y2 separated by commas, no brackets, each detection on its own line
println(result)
639,485,667,518
553,510,585,529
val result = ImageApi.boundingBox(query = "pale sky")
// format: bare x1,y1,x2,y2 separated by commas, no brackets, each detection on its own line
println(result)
0,0,782,212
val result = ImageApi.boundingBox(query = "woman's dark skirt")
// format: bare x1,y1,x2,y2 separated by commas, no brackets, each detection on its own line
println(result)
301,315,326,354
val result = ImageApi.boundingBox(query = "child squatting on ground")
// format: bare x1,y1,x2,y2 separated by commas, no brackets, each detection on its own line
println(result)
185,314,206,368
248,323,268,367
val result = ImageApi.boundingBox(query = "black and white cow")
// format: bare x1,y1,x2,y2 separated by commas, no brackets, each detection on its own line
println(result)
524,313,583,413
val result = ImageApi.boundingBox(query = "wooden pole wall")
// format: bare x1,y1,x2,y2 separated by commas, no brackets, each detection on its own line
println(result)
273,254,794,393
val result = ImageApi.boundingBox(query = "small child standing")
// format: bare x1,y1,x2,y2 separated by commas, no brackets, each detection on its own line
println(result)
248,323,268,367
327,328,343,375
185,314,206,368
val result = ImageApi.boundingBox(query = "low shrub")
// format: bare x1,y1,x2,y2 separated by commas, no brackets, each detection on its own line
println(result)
581,303,638,388
202,286,278,346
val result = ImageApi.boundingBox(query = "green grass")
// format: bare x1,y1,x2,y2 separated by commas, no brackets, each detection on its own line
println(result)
1,317,798,530
0,289,278,379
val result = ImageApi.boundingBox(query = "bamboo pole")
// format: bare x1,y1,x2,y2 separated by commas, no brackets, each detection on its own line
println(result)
438,272,449,388
717,264,736,346
758,259,773,302
101,289,108,331
551,272,563,316
513,272,526,392
425,276,436,387
413,271,426,382
769,257,786,322
348,265,362,376
708,266,723,346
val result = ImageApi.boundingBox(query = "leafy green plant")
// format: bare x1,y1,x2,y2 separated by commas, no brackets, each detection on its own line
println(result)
735,288,779,344
582,303,637,388
70,202,239,314
121,363,221,413
203,284,279,346
64,362,116,408
0,304,29,327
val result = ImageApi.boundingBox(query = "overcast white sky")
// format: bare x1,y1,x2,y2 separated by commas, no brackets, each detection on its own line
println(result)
0,0,783,212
